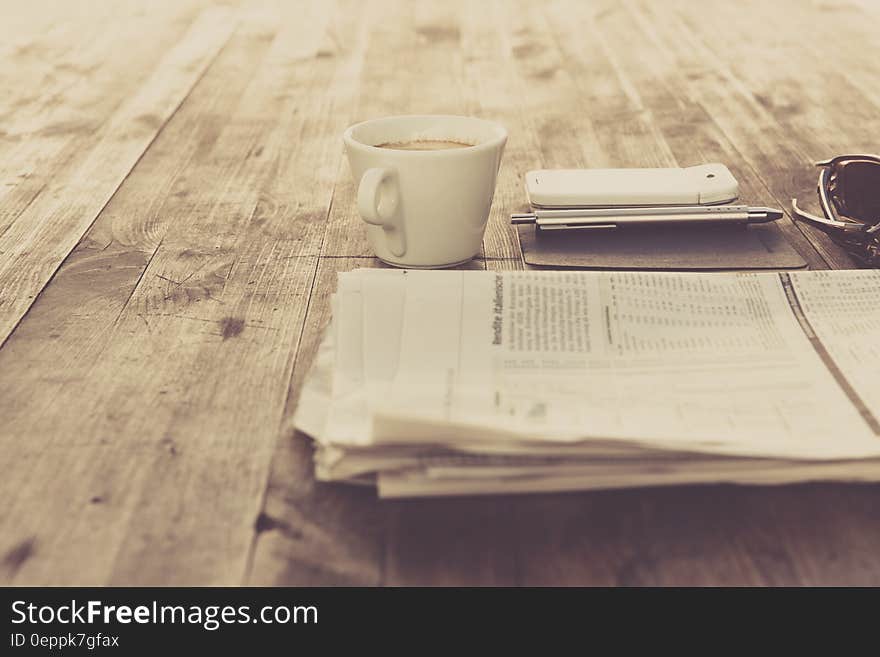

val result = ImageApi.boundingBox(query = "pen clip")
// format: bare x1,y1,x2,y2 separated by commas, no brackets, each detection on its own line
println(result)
537,222,617,231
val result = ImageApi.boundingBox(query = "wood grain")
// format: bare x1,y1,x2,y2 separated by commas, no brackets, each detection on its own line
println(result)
0,0,343,585
0,3,204,238
0,5,236,347
1,0,879,586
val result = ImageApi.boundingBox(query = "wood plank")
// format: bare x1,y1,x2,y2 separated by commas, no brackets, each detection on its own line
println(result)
0,2,116,119
0,7,236,350
0,1,359,585
457,1,549,260
502,485,849,586
0,13,274,584
0,2,207,120
0,11,281,496
0,3,208,239
464,0,621,260
689,0,880,123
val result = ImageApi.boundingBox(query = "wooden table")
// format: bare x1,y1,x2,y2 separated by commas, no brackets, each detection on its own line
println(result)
2,0,879,586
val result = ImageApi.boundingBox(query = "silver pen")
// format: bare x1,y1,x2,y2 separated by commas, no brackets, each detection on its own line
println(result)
510,205,784,231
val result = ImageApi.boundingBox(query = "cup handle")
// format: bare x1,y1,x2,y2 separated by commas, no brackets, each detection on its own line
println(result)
357,167,406,257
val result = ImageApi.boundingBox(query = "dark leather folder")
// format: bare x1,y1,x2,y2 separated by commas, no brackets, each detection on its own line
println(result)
517,223,808,270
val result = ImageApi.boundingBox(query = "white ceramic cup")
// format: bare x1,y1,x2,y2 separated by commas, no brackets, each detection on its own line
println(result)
343,115,507,268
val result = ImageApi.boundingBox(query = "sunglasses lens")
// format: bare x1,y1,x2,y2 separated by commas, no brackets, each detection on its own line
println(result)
833,160,880,224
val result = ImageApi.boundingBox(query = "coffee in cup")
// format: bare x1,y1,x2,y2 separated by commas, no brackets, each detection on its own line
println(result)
376,139,473,151
343,115,507,268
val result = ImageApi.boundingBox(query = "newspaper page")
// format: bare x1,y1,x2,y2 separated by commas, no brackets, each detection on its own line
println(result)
369,269,880,460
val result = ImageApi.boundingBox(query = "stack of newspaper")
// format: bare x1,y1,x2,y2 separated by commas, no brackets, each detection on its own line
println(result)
293,268,880,497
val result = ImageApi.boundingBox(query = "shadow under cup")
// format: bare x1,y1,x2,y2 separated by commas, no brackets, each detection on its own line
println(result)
343,115,507,268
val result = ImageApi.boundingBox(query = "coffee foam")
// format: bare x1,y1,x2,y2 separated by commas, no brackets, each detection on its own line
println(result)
374,130,480,148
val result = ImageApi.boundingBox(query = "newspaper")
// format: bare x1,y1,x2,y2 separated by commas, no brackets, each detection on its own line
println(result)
293,269,880,497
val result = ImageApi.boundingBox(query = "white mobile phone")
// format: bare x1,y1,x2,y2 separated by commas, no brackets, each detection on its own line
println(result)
525,164,739,208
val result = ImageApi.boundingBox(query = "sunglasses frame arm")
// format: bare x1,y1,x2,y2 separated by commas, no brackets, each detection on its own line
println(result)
792,170,869,233
790,198,864,232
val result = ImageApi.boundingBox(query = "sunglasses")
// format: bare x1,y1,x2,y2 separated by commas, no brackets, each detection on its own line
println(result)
791,154,880,266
